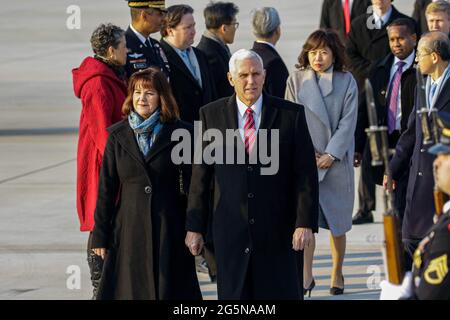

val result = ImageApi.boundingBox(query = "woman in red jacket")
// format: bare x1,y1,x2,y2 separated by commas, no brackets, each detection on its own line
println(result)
72,23,128,299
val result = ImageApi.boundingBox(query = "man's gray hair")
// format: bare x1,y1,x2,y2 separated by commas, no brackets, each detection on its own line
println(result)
419,31,450,60
229,49,264,76
251,7,281,39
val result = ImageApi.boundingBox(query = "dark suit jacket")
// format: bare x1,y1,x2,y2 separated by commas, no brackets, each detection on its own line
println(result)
160,39,217,124
186,93,319,300
356,53,417,153
251,42,289,99
389,76,450,239
346,6,414,90
320,0,371,42
197,35,233,99
124,27,170,78
412,0,431,35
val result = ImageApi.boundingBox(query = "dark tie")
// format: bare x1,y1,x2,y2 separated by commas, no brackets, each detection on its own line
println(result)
144,38,152,49
387,61,405,134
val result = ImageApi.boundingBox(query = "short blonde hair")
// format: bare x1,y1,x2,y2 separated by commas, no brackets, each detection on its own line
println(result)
426,0,450,19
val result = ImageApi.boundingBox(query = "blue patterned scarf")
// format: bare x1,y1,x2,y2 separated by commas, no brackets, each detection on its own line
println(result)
128,109,163,157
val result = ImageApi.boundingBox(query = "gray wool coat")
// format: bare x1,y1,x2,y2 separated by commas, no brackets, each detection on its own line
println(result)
285,67,358,236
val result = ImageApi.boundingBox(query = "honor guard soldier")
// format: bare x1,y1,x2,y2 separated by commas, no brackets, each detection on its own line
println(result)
380,111,450,300
125,0,170,78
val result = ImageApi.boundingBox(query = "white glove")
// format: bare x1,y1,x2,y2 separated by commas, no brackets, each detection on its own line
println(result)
379,272,414,300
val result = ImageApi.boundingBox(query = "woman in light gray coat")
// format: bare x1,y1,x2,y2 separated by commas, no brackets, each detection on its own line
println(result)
285,29,358,296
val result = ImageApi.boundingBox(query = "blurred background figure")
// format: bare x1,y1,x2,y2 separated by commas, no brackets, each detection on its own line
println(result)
72,23,128,299
389,31,450,270
197,1,239,98
320,0,371,43
124,0,170,78
251,7,289,98
425,0,450,36
355,18,417,226
285,29,358,296
413,0,432,35
160,4,217,123
91,68,202,300
346,0,415,225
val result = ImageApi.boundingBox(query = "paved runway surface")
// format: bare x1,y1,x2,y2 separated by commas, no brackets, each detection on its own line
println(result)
0,0,414,300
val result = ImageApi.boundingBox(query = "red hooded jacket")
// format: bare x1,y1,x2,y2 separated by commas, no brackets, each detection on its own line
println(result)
72,57,127,232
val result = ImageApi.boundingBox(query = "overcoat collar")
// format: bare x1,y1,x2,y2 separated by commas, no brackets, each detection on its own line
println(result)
115,120,179,166
160,39,202,90
433,76,450,111
298,68,332,131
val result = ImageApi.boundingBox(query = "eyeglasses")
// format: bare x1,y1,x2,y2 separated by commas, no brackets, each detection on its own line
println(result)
416,52,432,59
228,22,239,29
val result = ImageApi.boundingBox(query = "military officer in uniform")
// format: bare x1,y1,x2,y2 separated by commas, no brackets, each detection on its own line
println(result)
124,0,170,78
380,111,450,300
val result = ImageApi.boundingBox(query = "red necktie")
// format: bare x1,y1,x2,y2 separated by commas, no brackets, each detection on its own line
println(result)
343,0,351,35
244,108,256,154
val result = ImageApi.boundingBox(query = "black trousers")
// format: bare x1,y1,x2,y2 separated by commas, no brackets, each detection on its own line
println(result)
87,232,104,299
357,143,376,213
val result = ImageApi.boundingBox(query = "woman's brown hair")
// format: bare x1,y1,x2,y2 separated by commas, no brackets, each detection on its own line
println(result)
122,67,180,123
296,29,347,71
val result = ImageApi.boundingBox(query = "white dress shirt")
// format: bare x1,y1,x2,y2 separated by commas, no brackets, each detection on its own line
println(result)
387,50,415,130
236,94,263,142
130,24,152,47
373,6,392,28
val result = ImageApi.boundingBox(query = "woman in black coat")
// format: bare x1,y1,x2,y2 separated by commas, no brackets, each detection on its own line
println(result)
91,67,202,300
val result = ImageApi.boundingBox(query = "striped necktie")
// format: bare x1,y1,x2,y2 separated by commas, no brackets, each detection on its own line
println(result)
244,108,256,154
387,61,405,134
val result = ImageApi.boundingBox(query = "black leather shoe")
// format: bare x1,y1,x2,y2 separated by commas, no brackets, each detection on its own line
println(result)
330,275,344,295
352,210,374,225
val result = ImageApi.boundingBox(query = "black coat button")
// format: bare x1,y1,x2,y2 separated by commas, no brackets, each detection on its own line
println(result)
144,186,152,194
248,193,254,199
249,218,255,225
247,166,253,172
244,248,250,254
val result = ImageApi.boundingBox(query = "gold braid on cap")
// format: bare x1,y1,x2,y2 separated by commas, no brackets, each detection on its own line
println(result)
128,1,165,8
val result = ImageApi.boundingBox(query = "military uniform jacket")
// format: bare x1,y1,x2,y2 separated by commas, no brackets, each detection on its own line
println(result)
124,27,170,79
186,94,319,299
410,207,450,300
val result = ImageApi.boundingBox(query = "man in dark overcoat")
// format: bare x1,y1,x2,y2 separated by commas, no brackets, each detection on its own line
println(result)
346,0,413,90
320,0,371,42
389,31,450,270
347,0,414,224
354,18,417,224
185,49,319,300
197,2,238,99
160,5,217,124
250,7,289,99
